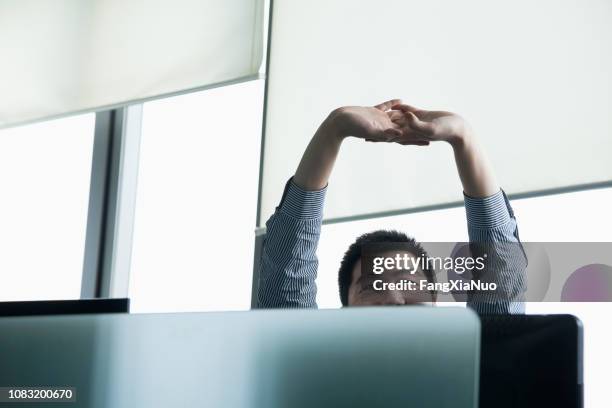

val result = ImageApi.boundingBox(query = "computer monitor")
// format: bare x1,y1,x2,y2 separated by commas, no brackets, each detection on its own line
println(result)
0,298,129,317
0,307,479,407
480,314,583,408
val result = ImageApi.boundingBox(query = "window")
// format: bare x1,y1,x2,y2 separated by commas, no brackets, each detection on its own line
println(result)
128,80,265,313
0,114,95,301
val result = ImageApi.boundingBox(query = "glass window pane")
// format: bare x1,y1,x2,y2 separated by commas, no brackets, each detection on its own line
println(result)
0,114,95,301
510,188,612,242
128,80,264,313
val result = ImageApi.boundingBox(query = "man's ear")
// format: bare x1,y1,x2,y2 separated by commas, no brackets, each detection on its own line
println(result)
351,258,362,284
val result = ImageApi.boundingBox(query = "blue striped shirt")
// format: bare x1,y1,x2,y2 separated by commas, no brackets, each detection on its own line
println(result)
258,179,527,314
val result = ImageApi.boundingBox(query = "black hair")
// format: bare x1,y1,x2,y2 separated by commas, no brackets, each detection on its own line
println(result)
338,230,435,306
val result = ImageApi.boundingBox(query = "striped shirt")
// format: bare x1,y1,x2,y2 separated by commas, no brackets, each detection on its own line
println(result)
258,178,527,314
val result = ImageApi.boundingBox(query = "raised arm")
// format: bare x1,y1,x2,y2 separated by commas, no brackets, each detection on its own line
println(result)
390,104,527,314
258,100,412,308
293,100,409,190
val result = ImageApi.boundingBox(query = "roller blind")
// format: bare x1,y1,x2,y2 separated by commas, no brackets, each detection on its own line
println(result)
0,0,264,128
259,0,612,225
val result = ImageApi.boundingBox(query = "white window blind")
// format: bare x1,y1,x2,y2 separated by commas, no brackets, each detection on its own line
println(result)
259,0,612,224
0,0,264,128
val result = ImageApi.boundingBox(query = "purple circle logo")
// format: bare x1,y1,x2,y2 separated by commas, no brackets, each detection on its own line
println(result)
561,264,612,301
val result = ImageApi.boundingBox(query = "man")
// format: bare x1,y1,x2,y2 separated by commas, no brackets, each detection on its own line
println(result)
257,99,526,314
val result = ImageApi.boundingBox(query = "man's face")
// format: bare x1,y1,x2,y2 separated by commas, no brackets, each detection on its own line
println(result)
347,250,435,306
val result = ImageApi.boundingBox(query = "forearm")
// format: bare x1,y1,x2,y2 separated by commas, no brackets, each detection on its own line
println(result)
450,133,499,198
258,109,344,308
293,110,345,190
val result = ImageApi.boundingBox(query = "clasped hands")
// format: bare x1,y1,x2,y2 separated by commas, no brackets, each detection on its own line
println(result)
328,99,472,148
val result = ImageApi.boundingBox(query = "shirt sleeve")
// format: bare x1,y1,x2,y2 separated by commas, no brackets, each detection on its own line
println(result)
464,189,528,314
256,178,326,308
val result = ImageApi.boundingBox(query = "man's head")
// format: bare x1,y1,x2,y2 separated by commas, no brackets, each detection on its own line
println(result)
338,230,436,306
